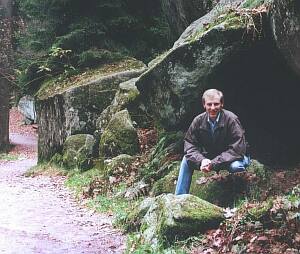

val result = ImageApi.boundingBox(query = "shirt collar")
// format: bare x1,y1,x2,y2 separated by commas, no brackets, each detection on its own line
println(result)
207,111,221,124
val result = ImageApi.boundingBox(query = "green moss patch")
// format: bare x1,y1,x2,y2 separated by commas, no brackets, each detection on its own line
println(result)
36,58,145,100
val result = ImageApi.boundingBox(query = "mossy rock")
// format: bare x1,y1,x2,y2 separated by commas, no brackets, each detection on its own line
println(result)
99,109,139,158
121,197,156,232
141,194,224,247
104,154,134,176
62,134,95,171
151,159,267,207
95,77,140,137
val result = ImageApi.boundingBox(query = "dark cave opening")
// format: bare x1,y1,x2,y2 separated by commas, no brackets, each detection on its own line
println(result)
211,38,300,167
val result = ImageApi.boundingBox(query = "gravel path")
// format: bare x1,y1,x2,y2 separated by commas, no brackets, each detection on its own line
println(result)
0,109,125,253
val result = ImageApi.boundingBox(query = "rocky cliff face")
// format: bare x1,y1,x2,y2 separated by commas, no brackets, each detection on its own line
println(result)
37,59,146,161
36,0,300,167
135,0,300,166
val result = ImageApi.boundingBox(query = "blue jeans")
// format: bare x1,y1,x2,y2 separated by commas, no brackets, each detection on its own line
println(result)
175,155,251,195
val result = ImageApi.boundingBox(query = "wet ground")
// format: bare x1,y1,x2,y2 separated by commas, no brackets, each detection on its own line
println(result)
0,109,125,253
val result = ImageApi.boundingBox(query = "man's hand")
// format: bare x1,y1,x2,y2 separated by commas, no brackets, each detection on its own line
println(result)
200,159,212,173
200,158,212,173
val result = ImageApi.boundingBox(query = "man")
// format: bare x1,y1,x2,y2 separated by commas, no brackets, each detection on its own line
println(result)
175,89,250,195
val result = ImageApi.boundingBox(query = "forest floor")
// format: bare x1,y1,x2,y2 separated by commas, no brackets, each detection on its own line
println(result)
0,108,125,254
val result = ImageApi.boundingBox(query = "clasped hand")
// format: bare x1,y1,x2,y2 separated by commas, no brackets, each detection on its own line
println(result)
200,158,212,173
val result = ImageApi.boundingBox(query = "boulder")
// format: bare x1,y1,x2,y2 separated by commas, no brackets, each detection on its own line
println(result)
99,109,139,158
151,159,268,207
270,0,300,77
36,59,146,161
95,78,140,137
104,154,134,176
136,4,262,130
141,194,224,247
62,134,95,170
18,95,36,124
122,197,156,232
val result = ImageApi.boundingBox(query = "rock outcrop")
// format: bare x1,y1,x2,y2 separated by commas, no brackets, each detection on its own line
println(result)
135,0,300,166
37,59,146,161
136,5,261,130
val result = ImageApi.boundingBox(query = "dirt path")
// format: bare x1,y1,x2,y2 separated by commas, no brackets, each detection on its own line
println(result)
0,109,125,253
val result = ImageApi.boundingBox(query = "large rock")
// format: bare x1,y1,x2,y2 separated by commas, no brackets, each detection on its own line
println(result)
104,154,134,176
62,134,95,170
95,77,140,137
136,4,262,130
18,95,36,124
36,59,146,161
160,0,218,40
151,160,268,207
270,0,300,77
99,109,139,158
141,194,224,247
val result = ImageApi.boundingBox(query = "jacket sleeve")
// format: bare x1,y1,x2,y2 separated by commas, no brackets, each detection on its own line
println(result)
211,117,246,170
184,118,206,169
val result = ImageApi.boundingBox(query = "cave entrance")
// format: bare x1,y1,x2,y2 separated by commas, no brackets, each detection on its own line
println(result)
211,39,300,167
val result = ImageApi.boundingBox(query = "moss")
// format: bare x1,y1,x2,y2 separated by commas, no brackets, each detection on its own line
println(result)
152,166,247,207
248,199,273,220
242,0,271,8
62,134,95,171
121,197,156,232
104,154,134,176
186,11,245,43
36,58,145,100
139,131,184,183
99,110,139,158
142,194,224,245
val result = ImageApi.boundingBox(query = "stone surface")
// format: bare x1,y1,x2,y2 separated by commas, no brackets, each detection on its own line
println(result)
141,194,224,247
62,134,95,170
151,159,267,207
95,78,140,137
99,110,139,158
160,0,218,40
104,154,134,175
173,0,245,48
270,0,300,77
37,59,146,161
136,5,259,130
18,95,36,124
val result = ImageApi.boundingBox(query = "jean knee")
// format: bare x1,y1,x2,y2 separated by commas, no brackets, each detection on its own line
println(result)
229,161,246,173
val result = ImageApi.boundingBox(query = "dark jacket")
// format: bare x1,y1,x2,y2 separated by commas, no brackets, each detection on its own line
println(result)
184,109,247,171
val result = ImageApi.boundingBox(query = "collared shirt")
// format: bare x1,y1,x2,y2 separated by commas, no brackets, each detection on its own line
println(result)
207,112,221,135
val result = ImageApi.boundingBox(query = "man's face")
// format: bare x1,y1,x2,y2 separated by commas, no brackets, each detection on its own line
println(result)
203,96,223,120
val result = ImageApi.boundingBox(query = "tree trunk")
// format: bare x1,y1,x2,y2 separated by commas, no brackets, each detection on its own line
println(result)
0,0,13,151
0,78,9,151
